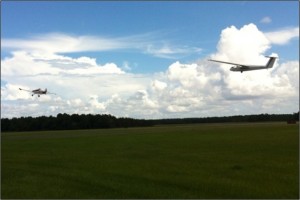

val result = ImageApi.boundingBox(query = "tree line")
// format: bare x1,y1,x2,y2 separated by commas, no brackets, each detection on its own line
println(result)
151,112,299,125
1,112,299,132
1,113,151,132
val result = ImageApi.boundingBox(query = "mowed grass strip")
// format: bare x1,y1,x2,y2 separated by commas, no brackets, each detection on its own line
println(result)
1,123,299,198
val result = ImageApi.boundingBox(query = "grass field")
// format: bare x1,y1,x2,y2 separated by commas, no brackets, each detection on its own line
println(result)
1,123,299,199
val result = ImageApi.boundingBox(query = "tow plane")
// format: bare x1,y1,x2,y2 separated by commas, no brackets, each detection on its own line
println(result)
19,88,56,97
208,56,277,73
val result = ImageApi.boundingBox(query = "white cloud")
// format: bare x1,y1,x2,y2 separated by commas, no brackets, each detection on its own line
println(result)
152,80,167,91
1,24,299,119
212,23,271,63
2,32,201,59
1,50,150,107
2,51,125,78
260,16,272,24
145,44,202,59
265,27,299,45
1,84,31,100
166,61,220,88
210,24,298,99
2,33,131,54
89,95,107,111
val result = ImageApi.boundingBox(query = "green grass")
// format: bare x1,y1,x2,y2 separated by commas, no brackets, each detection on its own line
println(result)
1,123,299,199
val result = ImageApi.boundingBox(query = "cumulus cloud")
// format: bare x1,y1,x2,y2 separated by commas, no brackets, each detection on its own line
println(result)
2,51,125,78
1,50,150,105
212,23,271,63
1,23,299,119
152,80,167,91
210,24,298,100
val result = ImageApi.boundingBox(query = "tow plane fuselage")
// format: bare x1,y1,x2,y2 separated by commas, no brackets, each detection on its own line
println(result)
19,88,55,97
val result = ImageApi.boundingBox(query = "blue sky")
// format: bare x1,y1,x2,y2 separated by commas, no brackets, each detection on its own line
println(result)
2,1,298,72
1,1,299,118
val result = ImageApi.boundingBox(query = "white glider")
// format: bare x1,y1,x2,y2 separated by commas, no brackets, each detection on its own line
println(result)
209,56,277,73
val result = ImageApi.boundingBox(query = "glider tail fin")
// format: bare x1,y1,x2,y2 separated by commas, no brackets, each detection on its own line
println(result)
265,57,277,68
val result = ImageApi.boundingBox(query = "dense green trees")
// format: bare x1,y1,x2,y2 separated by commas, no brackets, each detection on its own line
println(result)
1,114,152,132
1,112,298,132
152,112,299,125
